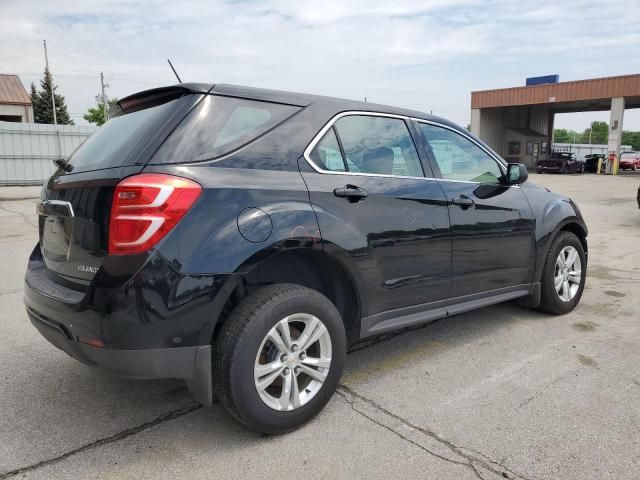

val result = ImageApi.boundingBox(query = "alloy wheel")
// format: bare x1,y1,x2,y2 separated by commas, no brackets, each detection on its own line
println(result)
254,313,332,411
554,246,582,302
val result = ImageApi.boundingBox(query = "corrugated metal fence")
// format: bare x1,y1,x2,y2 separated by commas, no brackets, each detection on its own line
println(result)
0,122,98,185
553,143,633,159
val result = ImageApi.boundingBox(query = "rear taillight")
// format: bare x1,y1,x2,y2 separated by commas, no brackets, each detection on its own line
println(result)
109,173,202,255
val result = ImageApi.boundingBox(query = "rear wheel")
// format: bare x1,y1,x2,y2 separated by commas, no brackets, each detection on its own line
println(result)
538,232,586,315
212,284,346,434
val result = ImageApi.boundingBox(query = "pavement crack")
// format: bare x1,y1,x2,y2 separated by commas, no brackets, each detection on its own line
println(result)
0,403,203,479
0,196,40,202
338,384,534,480
0,289,22,297
0,204,38,228
336,388,471,470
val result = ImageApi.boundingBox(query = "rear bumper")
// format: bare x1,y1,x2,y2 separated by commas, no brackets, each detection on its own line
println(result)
23,244,241,406
26,305,213,405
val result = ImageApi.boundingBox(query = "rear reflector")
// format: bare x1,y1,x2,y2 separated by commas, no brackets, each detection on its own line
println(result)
109,173,202,255
78,337,105,348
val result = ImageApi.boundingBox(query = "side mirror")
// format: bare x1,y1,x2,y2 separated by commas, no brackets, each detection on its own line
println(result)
505,163,528,185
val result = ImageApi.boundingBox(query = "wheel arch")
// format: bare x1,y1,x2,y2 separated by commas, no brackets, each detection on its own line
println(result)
558,220,588,255
207,247,363,346
536,216,588,283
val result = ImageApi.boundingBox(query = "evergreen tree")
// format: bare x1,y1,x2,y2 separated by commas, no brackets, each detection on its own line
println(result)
29,82,38,105
32,67,73,125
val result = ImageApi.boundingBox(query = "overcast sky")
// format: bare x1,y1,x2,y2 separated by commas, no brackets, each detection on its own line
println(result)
2,0,639,130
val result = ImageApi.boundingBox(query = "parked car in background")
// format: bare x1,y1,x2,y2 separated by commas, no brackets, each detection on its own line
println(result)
620,152,640,171
537,152,585,174
24,83,589,434
583,153,606,173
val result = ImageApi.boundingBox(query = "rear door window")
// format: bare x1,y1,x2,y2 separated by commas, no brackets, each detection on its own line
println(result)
308,127,347,172
309,115,423,177
151,96,300,164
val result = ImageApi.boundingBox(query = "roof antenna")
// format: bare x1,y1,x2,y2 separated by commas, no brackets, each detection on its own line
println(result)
167,59,182,83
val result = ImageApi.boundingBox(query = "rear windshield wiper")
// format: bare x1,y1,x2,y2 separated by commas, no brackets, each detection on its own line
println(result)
53,158,73,173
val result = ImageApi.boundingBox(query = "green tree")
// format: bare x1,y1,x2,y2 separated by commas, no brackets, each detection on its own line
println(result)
553,128,572,143
83,98,119,126
582,121,608,144
622,130,640,150
555,124,610,144
29,82,38,105
31,67,73,125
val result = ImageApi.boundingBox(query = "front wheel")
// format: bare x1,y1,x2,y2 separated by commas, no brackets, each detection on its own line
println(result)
538,232,586,315
212,284,346,434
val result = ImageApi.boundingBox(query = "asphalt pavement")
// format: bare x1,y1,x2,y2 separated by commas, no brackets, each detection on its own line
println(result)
1,172,639,479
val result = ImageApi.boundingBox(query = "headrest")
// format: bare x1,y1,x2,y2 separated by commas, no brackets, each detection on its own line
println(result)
362,147,394,174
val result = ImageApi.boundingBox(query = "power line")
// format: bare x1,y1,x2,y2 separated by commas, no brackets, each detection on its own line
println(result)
16,71,169,84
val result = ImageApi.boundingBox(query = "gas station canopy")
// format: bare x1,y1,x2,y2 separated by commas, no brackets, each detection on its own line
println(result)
470,74,640,167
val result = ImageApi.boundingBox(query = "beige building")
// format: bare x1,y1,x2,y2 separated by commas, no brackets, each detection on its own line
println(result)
0,74,34,123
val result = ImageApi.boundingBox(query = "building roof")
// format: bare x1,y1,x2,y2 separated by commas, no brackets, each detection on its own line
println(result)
0,74,32,106
471,74,640,110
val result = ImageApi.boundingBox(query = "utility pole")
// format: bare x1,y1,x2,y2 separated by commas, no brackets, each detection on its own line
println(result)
100,72,109,123
43,40,57,125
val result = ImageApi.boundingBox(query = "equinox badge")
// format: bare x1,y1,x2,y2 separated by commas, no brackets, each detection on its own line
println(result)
77,265,98,273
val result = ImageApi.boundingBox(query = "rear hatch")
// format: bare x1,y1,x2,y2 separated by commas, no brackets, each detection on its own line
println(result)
37,86,204,290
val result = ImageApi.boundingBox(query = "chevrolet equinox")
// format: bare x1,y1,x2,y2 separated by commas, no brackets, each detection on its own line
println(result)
25,83,588,433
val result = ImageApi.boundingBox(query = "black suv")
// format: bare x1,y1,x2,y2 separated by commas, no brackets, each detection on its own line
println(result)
25,83,588,433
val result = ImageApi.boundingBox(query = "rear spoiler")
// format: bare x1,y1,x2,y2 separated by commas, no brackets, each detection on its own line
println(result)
110,83,214,118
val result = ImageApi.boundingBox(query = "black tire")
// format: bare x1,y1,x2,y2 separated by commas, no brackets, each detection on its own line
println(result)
212,284,347,434
538,231,586,315
559,165,568,174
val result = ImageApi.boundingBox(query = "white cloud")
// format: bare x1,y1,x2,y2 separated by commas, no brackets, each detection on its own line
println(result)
1,0,639,128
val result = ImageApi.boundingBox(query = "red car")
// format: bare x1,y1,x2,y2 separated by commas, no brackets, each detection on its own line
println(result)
620,152,640,170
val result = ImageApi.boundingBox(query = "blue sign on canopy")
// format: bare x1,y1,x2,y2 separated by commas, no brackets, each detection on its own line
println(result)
526,75,560,86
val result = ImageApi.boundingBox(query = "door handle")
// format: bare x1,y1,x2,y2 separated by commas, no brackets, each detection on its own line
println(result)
334,185,368,201
452,194,475,209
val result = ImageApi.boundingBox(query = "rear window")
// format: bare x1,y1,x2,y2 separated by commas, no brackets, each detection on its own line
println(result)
66,96,189,173
150,95,300,164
